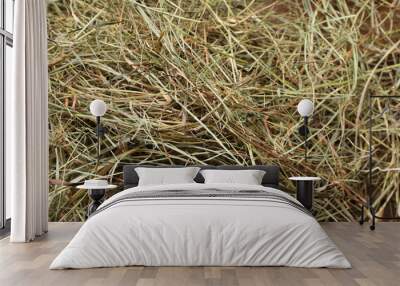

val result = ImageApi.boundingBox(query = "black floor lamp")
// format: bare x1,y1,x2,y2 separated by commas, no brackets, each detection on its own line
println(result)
359,94,400,230
82,99,109,218
297,99,314,162
89,99,107,170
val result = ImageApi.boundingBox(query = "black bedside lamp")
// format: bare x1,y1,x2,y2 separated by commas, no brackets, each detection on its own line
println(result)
89,99,107,169
297,99,314,162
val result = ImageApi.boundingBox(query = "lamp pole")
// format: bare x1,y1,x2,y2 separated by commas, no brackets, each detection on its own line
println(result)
304,116,308,162
297,99,314,163
90,100,107,173
96,116,101,171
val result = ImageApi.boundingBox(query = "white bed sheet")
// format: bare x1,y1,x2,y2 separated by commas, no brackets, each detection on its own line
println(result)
50,183,351,269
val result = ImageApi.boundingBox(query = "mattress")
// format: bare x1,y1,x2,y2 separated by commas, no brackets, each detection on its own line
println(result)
50,183,351,269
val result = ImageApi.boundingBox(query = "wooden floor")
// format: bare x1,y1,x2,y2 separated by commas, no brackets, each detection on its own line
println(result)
0,222,399,286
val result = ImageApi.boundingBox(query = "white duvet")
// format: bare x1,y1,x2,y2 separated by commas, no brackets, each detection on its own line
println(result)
50,183,351,269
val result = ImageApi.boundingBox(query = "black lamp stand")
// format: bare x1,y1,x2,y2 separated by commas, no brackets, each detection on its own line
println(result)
359,94,400,230
87,189,106,218
299,116,310,162
95,116,106,169
86,116,107,219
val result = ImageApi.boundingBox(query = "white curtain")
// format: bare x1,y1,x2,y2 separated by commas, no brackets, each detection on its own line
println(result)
7,0,49,242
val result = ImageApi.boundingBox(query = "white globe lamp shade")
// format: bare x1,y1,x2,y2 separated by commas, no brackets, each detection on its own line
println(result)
90,99,107,117
297,99,314,117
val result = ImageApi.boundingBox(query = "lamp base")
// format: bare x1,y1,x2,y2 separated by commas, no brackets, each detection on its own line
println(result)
86,189,106,218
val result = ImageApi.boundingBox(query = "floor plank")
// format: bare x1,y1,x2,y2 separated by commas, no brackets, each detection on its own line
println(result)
0,222,398,286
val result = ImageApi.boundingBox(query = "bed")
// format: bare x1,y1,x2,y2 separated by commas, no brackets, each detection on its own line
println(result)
50,165,351,269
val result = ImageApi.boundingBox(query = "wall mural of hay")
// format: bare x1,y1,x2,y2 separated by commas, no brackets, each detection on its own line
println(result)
47,0,400,222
